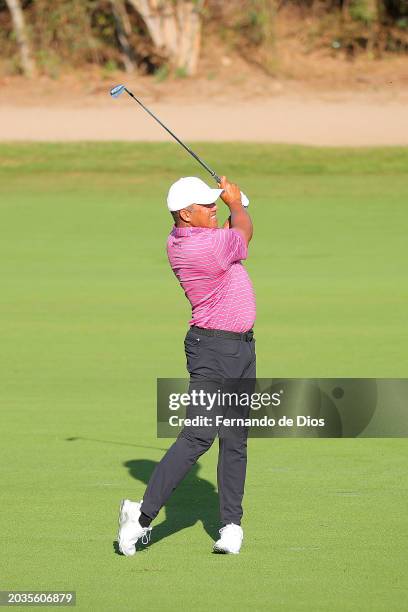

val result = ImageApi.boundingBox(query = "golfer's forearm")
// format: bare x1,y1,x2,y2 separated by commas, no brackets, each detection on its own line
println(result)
228,204,253,243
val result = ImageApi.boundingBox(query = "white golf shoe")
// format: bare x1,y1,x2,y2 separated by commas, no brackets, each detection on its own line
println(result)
213,523,243,554
117,499,152,557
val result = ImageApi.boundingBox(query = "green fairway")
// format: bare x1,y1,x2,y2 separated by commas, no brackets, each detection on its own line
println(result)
0,143,407,610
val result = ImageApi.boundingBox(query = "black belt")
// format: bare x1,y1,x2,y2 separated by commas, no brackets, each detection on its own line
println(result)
190,325,254,342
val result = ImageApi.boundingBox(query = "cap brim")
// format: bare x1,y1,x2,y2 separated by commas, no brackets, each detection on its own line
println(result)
168,188,224,212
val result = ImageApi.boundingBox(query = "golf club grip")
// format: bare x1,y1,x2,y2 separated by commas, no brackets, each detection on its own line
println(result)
214,176,249,207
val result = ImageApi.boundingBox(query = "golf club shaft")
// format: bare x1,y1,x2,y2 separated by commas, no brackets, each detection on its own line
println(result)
124,88,221,184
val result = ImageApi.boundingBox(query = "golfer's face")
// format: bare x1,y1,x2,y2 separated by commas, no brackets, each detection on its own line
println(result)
191,202,218,228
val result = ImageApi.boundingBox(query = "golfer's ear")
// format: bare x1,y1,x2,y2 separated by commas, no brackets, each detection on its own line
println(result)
178,207,191,223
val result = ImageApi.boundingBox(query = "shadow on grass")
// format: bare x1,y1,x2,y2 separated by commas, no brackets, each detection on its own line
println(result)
115,458,219,553
65,437,219,553
65,436,167,452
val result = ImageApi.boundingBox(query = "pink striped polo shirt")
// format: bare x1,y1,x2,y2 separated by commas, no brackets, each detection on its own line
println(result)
167,226,256,333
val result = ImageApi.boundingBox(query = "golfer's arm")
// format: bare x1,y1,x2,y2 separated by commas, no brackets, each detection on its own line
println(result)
226,202,253,245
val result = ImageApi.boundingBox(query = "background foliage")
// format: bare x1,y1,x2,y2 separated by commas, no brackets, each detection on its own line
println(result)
0,0,407,77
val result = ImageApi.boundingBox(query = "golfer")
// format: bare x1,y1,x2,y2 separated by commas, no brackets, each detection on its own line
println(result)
117,175,256,555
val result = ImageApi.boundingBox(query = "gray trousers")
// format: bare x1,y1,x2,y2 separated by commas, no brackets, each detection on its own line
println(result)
141,328,256,526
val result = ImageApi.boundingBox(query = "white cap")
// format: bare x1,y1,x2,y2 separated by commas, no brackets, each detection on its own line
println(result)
167,177,223,212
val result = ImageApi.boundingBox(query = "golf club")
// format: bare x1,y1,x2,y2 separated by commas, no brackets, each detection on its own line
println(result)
110,84,249,207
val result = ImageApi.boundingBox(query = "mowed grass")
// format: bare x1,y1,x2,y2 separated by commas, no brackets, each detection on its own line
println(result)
0,143,407,611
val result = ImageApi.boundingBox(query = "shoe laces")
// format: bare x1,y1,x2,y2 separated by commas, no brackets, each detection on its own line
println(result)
141,527,152,546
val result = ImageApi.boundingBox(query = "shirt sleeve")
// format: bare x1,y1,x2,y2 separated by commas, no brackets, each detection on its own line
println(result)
210,228,248,271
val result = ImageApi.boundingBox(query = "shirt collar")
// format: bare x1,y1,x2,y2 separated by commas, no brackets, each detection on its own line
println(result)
171,226,211,237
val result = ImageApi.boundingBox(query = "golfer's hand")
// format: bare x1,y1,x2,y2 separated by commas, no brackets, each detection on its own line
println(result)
219,176,242,208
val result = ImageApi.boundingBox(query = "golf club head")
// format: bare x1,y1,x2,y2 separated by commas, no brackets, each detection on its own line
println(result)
110,84,126,98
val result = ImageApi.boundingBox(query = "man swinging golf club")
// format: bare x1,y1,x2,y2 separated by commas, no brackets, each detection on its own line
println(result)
117,175,256,555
